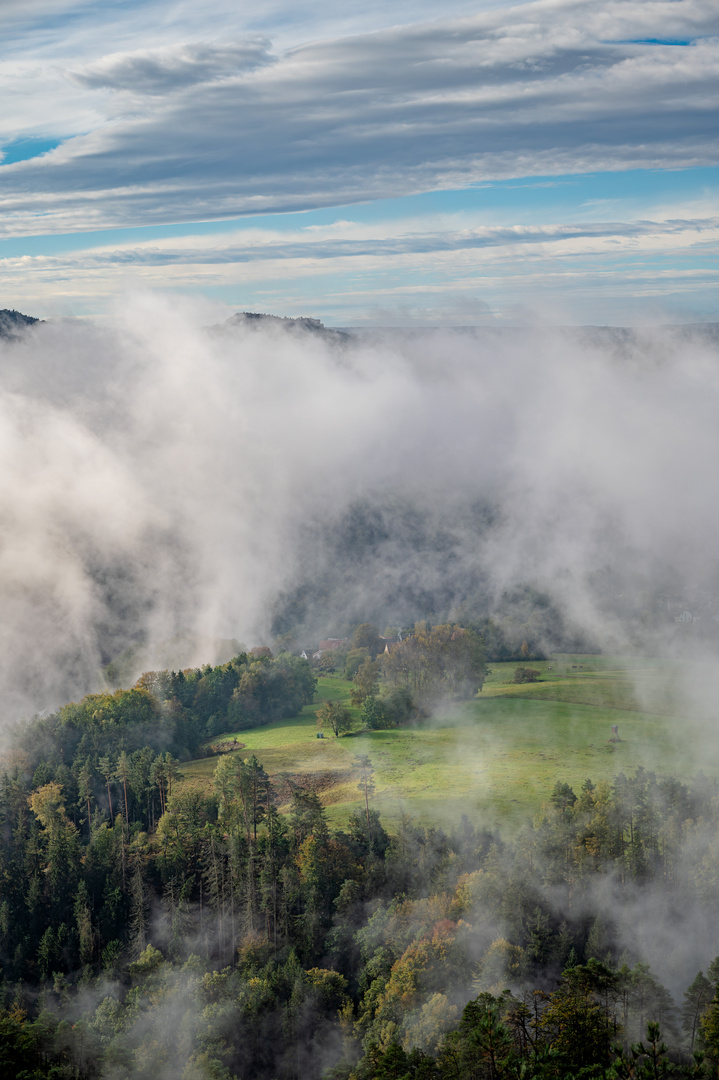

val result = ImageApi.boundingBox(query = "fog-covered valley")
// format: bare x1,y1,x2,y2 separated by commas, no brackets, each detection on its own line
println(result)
2,301,719,1079
1,301,719,722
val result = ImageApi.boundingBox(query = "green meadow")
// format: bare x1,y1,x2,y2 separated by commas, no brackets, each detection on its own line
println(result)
176,654,712,834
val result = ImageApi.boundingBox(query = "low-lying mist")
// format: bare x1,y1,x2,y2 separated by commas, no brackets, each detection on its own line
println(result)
1,296,718,725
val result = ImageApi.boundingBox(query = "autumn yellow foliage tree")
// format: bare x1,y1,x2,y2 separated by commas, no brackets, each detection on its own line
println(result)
382,622,486,707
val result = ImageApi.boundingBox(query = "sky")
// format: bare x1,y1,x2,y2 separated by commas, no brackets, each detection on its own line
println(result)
1,0,718,324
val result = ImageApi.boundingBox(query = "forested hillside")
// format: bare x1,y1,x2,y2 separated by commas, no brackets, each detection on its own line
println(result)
3,637,719,1078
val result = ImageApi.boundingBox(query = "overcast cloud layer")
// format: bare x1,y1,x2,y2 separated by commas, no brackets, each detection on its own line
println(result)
1,0,718,319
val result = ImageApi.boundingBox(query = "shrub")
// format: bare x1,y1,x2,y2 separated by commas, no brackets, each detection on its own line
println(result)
513,667,540,683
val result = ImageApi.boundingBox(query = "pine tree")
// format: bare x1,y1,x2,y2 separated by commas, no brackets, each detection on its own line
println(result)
246,756,270,842
586,914,611,963
115,752,131,827
98,755,114,821
259,803,288,948
128,849,148,960
682,970,713,1052
161,878,193,961
201,828,228,965
151,755,167,817
442,992,517,1080
353,755,376,842
37,926,57,981
74,881,93,968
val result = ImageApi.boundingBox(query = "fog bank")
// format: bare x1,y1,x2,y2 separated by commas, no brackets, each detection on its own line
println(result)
1,296,718,722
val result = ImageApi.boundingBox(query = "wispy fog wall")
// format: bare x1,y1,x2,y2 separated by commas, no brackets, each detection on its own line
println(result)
0,296,718,722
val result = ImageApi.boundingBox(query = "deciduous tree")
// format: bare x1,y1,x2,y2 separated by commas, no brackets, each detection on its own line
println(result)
316,701,354,738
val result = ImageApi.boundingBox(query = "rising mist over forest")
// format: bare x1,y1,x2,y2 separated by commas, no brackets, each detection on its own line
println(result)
1,301,719,724
2,302,719,1079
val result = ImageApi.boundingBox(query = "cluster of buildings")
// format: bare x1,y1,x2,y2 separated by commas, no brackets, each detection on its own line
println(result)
302,635,402,661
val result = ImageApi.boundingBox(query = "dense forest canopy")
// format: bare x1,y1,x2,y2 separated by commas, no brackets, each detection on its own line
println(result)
1,629,719,1078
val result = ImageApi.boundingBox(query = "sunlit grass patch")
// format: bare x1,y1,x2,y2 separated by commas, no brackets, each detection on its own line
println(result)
176,661,704,835
482,655,685,716
178,676,357,796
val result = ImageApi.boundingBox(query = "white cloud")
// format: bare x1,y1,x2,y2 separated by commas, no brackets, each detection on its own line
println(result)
1,0,718,234
2,210,717,323
6,214,718,266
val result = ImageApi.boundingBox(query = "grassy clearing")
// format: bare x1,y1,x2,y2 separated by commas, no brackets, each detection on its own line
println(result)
481,655,685,714
177,677,357,800
176,657,709,835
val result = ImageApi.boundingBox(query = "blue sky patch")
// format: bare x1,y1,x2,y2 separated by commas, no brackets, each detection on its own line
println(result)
1,138,64,165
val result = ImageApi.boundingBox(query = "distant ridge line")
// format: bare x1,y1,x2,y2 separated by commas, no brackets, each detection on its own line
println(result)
2,308,718,339
0,308,42,338
333,322,719,332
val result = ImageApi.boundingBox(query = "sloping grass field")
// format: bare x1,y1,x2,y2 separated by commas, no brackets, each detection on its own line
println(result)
176,654,715,834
